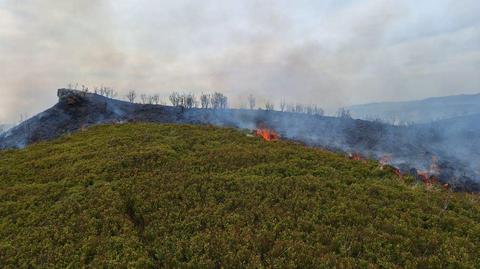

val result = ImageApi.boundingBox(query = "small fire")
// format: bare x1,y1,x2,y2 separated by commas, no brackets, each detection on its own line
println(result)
378,154,403,178
255,128,280,141
351,153,362,161
348,152,367,163
415,156,445,190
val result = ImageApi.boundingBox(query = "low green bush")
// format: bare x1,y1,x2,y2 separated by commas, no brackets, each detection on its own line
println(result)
0,123,478,268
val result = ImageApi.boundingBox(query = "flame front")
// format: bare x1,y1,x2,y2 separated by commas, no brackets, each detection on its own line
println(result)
255,128,280,141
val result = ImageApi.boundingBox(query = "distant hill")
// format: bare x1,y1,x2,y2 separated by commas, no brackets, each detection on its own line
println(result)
1,123,479,267
346,93,480,124
431,112,480,131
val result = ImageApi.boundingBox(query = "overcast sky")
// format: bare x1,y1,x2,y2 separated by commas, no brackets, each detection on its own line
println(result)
1,0,479,122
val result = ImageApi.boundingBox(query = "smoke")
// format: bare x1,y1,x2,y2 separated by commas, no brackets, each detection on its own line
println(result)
1,0,480,122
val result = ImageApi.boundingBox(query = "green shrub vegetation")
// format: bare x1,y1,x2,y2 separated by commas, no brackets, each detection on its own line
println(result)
0,123,479,268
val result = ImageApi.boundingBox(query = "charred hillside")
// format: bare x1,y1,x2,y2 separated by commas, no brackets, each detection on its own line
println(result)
1,89,479,191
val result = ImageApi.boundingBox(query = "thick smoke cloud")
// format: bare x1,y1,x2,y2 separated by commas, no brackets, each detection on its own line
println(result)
1,0,479,122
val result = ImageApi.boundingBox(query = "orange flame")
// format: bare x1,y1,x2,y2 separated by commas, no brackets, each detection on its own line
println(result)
255,128,280,141
417,156,442,189
349,152,364,161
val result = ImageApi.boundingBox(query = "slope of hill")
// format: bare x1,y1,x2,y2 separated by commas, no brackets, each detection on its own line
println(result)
1,123,479,268
346,93,480,123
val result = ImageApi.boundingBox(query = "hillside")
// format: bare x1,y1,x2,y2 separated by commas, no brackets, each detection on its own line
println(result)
346,93,480,124
2,89,479,191
1,123,479,268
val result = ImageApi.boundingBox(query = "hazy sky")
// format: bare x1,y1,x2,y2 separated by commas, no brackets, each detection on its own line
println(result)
1,0,479,122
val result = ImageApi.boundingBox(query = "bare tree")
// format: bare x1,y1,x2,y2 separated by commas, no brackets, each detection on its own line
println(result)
295,104,304,113
67,83,79,90
81,85,89,93
211,92,228,109
337,108,352,119
172,92,180,106
313,105,324,116
200,93,210,109
140,94,149,104
286,103,295,113
106,88,117,98
247,94,256,110
220,94,228,109
98,86,107,96
280,99,286,112
265,101,274,111
184,93,196,109
125,90,137,103
151,94,160,105
169,92,181,106
306,105,314,115
211,93,220,109
94,86,117,98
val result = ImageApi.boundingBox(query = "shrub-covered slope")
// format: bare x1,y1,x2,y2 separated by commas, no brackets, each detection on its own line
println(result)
0,123,479,268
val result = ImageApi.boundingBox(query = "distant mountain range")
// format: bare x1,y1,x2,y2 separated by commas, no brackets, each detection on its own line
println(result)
346,93,480,124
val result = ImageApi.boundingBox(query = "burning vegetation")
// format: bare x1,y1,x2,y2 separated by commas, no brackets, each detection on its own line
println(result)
414,156,447,190
348,152,367,163
254,128,280,141
376,154,451,190
255,128,459,192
